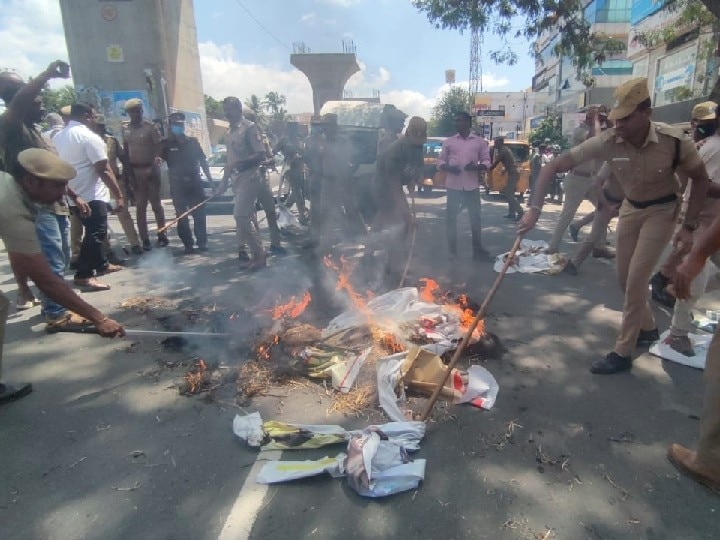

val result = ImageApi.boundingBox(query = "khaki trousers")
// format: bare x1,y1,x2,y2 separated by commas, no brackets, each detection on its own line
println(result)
698,330,720,476
257,175,281,247
614,200,677,357
571,206,616,268
548,173,594,252
131,165,166,242
0,292,8,379
233,172,264,260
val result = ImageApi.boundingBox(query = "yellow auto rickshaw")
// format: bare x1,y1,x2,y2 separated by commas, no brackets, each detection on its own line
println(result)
420,137,446,192
485,139,531,194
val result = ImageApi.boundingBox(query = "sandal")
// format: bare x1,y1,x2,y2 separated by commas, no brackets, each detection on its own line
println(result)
97,263,123,276
73,277,111,291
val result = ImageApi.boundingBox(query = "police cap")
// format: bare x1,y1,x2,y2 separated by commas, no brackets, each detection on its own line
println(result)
124,98,143,111
608,78,650,120
692,101,717,121
17,148,76,182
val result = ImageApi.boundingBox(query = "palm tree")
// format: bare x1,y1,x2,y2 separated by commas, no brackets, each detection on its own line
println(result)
263,92,286,116
244,94,266,125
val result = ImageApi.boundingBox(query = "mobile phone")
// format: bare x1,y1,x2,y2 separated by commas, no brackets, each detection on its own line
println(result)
57,62,70,78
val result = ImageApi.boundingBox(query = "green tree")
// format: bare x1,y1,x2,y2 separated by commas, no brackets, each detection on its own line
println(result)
204,94,224,119
529,114,568,149
244,94,266,126
413,0,719,99
429,86,471,136
40,85,75,114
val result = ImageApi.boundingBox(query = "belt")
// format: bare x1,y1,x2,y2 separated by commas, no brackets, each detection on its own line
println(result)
603,189,623,205
571,170,594,178
626,193,677,209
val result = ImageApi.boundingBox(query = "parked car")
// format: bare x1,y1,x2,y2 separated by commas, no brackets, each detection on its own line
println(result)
201,150,234,215
419,137,446,192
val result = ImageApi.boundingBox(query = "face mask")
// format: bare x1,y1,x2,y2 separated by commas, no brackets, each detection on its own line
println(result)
696,123,715,140
171,124,185,136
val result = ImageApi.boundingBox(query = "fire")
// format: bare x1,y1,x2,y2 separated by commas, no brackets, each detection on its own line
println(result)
271,291,312,320
183,358,208,394
379,332,407,354
256,334,280,361
323,255,370,312
420,277,485,338
419,278,440,303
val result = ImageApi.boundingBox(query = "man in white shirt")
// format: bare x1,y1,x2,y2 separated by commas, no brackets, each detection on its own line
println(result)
53,103,124,290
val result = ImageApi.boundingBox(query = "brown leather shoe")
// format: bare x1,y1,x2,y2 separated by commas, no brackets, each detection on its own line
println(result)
668,443,720,496
592,247,616,259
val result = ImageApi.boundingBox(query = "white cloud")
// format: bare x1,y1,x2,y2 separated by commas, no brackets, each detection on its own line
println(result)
300,12,317,23
199,41,314,113
0,0,68,85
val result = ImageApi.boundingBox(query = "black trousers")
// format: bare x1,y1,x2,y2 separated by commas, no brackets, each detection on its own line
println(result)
169,178,207,248
72,200,108,279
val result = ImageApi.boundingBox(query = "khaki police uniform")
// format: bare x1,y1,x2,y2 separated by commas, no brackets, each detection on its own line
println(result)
255,128,282,248
569,96,703,357
493,143,522,218
570,162,625,268
0,149,75,379
225,118,266,260
548,123,603,252
121,115,166,244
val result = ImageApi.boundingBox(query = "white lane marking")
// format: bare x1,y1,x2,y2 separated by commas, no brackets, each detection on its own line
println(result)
218,450,281,540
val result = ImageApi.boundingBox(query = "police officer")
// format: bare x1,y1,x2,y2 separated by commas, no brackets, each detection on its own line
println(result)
0,149,125,404
519,77,710,375
214,97,267,270
121,98,167,250
160,112,211,254
489,136,523,221
546,105,614,258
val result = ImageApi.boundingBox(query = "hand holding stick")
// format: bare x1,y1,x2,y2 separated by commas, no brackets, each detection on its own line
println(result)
398,192,417,288
156,196,214,235
419,235,523,422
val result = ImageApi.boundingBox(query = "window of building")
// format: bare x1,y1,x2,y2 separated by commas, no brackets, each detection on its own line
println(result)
593,0,632,23
591,59,634,76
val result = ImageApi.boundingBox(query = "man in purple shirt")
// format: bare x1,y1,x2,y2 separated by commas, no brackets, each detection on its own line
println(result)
437,112,492,260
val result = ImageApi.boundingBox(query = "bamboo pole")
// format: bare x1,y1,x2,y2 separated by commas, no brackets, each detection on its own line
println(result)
156,196,213,235
419,235,523,421
398,193,417,288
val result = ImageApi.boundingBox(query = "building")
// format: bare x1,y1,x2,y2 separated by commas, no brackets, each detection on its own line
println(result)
532,0,635,132
627,0,718,124
473,91,549,140
58,0,210,150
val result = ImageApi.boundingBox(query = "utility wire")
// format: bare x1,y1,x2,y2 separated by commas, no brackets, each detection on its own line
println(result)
234,0,291,50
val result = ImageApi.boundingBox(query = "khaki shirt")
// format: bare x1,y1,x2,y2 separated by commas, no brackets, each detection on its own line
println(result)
0,172,40,255
571,124,598,176
225,119,264,183
493,145,517,176
104,135,122,176
122,120,160,166
569,122,703,203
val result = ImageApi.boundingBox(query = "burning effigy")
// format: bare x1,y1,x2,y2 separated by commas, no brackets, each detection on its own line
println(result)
235,255,500,419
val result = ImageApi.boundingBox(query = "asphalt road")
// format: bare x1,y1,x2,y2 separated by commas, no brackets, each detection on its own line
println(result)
1,192,719,540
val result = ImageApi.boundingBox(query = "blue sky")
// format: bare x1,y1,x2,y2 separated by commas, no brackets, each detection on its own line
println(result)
0,0,536,117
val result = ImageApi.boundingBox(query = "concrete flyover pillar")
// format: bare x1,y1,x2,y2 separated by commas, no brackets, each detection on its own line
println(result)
290,53,360,116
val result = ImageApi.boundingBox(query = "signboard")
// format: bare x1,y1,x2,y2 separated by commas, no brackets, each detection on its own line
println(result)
530,115,545,129
445,69,456,84
631,0,666,25
477,109,505,117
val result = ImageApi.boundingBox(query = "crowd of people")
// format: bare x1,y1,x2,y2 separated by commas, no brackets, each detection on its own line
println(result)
0,62,719,496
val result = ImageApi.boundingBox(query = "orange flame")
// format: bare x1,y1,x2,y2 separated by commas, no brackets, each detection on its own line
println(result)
419,278,440,303
184,359,208,393
379,332,407,354
256,334,280,361
323,255,369,312
271,291,312,320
